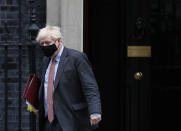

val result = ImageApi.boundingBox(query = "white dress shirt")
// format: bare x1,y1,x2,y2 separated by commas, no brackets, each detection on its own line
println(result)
44,46,64,116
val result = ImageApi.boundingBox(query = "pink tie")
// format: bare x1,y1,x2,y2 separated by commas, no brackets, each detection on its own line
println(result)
47,59,55,123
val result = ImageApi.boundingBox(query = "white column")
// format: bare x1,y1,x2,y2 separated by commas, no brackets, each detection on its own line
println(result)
46,0,60,26
46,0,83,51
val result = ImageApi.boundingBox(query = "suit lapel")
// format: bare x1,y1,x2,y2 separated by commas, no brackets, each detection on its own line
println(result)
41,57,51,81
54,47,69,90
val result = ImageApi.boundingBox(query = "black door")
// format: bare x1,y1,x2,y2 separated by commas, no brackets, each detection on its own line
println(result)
125,0,181,130
149,0,181,130
85,0,181,131
85,0,151,131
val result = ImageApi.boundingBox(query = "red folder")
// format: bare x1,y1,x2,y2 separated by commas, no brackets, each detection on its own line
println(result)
23,74,41,109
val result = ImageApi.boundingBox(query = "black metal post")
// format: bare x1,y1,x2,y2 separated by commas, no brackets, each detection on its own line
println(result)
4,46,8,131
28,0,39,130
18,0,22,130
18,45,22,131
28,45,37,131
18,0,22,42
3,21,9,131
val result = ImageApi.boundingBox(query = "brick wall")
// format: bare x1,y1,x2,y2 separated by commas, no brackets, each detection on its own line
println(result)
0,0,46,131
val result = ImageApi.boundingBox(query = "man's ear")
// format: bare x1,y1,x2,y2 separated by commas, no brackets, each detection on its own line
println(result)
57,38,61,43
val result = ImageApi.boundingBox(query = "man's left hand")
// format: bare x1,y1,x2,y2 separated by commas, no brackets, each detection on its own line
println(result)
90,115,102,126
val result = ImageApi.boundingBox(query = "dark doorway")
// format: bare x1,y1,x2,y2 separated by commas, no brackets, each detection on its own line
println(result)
84,0,125,131
149,0,181,130
85,0,181,131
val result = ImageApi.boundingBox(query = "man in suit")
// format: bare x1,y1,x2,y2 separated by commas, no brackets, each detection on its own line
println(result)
35,26,102,131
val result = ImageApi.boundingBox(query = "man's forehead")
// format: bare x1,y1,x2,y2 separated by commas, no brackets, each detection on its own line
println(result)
40,36,52,42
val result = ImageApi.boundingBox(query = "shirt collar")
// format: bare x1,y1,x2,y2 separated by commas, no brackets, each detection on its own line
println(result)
53,45,64,62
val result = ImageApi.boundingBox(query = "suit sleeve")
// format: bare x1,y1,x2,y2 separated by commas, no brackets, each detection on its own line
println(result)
76,53,102,115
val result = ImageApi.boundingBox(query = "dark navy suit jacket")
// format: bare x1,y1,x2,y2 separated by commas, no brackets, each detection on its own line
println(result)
38,47,102,131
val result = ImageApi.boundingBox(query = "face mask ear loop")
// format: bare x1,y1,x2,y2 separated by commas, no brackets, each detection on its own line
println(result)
54,40,58,48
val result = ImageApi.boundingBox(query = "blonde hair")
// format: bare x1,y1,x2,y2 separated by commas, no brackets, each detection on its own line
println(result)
36,25,63,42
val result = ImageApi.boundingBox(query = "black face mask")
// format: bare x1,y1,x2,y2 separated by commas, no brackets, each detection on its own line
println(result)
40,43,58,57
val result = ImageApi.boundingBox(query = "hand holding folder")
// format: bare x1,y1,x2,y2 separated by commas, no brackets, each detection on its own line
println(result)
23,74,41,111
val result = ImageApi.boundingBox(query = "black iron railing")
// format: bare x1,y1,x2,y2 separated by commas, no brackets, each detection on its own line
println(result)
0,0,44,130
0,44,39,131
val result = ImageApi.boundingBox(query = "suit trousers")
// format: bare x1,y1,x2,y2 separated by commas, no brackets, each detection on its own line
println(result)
43,117,63,131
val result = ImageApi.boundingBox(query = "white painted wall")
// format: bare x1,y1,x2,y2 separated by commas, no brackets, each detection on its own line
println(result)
46,0,83,51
